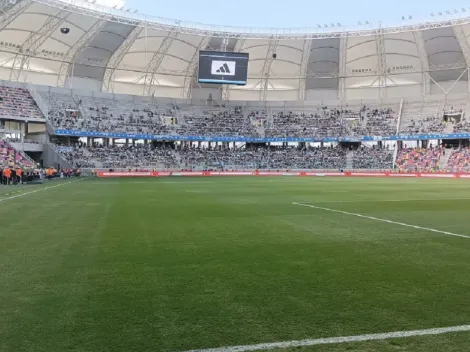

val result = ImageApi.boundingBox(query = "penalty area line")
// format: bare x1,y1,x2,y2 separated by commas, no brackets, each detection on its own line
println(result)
180,324,470,352
0,178,84,203
292,202,470,240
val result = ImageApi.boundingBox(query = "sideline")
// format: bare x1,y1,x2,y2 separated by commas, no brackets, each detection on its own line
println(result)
180,324,470,352
292,202,470,240
0,178,84,203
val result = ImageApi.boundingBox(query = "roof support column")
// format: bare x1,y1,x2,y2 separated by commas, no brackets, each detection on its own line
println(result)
102,26,143,93
182,36,212,99
10,8,72,82
297,39,311,101
221,38,245,101
0,0,31,32
375,29,387,99
259,38,279,101
338,35,348,100
57,19,107,87
142,30,179,96
413,31,430,96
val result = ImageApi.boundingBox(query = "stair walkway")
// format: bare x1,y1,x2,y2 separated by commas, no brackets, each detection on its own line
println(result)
439,150,452,171
346,150,354,169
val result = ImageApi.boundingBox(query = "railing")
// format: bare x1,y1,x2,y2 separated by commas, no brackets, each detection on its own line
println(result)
46,143,73,169
26,83,50,120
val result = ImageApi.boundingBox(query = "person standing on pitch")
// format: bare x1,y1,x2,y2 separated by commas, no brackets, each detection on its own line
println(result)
16,167,22,184
3,166,11,185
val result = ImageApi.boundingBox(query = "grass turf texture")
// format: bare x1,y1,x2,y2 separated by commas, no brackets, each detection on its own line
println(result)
1,177,470,352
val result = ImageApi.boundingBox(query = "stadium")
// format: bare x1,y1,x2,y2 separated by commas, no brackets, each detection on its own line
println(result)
2,0,470,351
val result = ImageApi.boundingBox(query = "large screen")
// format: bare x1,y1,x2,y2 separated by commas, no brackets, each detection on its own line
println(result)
198,51,249,85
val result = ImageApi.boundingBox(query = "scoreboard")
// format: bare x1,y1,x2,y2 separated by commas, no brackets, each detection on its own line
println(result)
198,51,249,85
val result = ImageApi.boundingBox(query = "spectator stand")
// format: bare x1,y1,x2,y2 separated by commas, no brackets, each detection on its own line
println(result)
395,147,443,172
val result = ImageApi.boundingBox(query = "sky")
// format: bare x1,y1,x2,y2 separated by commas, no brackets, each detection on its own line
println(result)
93,0,470,29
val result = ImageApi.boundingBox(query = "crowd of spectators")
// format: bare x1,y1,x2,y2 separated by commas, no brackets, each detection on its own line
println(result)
352,147,393,169
179,146,347,170
181,107,257,137
395,147,443,172
56,144,178,169
0,140,35,169
39,91,402,140
447,148,470,172
0,86,43,120
55,144,349,170
401,115,449,134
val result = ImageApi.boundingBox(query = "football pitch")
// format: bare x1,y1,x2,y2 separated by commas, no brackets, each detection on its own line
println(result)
2,177,470,352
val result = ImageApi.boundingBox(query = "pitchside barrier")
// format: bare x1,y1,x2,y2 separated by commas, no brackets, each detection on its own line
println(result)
94,170,470,178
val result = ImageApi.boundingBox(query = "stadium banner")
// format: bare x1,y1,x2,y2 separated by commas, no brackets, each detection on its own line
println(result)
96,171,470,178
53,129,470,143
97,172,157,177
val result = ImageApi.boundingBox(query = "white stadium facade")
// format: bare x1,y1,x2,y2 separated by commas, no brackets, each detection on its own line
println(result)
2,0,470,102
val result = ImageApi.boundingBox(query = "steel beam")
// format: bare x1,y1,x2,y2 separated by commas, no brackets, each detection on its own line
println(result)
453,24,470,66
102,25,143,93
338,36,348,99
141,30,178,96
375,30,387,98
0,0,31,32
32,0,470,40
297,39,311,101
10,7,71,81
413,30,430,96
259,39,279,101
221,38,245,101
182,35,212,99
56,19,107,87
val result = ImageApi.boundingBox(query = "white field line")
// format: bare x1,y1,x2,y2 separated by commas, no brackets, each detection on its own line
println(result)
0,179,84,203
292,202,470,240
298,197,470,203
181,324,470,352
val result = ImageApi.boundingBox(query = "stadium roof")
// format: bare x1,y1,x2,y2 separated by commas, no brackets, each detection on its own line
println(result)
1,0,470,100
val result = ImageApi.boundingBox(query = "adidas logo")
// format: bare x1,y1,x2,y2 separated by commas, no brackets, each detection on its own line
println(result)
216,63,231,74
211,60,236,76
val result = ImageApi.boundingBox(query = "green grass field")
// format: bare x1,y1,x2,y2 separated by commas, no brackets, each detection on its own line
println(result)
1,177,470,352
